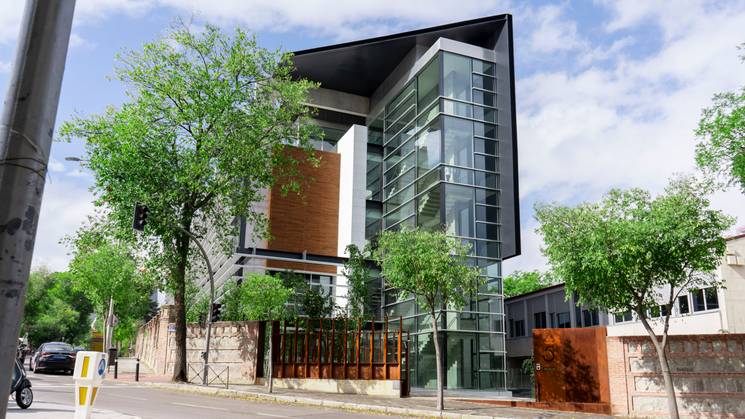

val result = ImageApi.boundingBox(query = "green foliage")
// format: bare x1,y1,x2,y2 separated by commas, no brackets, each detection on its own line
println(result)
503,270,557,298
21,270,94,347
220,280,245,321
521,357,535,386
237,274,293,321
374,228,483,313
535,175,732,317
695,44,745,192
342,244,370,318
186,294,210,324
58,22,319,379
66,223,156,347
277,271,336,318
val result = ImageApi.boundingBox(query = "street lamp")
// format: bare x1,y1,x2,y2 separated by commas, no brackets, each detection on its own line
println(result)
64,156,86,162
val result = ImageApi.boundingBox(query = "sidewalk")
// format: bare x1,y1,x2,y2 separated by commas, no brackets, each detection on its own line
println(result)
123,379,611,418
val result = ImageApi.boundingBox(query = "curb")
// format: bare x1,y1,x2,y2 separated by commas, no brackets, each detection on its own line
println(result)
130,381,513,419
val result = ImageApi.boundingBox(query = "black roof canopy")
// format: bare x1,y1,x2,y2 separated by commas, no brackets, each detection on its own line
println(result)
291,14,510,97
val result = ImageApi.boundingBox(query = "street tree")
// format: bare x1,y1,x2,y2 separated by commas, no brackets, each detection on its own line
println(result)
535,176,733,419
66,226,155,350
237,274,293,393
695,44,745,191
342,244,370,318
21,270,94,348
59,23,319,381
502,270,557,298
374,229,482,411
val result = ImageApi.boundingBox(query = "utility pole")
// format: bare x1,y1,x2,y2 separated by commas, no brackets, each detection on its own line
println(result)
0,2,75,417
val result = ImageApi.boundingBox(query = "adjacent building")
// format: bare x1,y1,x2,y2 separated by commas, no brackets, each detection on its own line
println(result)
198,15,521,393
504,233,745,393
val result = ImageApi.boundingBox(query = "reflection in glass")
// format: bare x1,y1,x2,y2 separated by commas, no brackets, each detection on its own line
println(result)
443,52,472,102
445,184,474,237
443,116,473,167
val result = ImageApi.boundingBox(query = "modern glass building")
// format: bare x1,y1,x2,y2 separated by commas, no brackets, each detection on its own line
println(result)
206,14,520,394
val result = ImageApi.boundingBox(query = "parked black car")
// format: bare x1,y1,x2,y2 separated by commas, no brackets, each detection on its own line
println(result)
30,342,76,374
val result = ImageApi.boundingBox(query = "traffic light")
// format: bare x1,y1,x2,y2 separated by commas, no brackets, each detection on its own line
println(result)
211,303,221,322
132,203,149,231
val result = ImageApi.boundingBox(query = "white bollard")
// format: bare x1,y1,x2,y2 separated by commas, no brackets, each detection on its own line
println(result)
72,351,108,419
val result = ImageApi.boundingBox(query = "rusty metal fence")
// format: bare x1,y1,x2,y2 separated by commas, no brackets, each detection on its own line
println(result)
270,317,410,395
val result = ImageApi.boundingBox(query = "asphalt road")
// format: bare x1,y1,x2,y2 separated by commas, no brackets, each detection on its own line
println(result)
7,371,383,418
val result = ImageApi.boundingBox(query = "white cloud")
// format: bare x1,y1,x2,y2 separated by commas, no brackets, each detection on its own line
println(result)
31,178,95,272
0,60,10,73
507,1,745,275
48,158,65,172
524,4,583,53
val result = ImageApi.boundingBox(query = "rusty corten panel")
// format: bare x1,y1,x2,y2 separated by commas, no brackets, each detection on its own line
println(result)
266,147,340,275
534,327,610,404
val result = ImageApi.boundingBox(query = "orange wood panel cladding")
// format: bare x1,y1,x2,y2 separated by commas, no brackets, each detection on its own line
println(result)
267,147,340,275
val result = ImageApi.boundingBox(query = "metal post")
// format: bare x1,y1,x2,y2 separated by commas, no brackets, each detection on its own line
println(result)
135,358,140,382
0,2,75,416
114,360,118,379
174,226,214,386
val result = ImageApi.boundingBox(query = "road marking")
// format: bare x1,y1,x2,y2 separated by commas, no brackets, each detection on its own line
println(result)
113,394,148,401
255,413,290,418
171,402,228,411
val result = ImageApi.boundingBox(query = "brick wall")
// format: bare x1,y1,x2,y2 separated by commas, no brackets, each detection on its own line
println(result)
607,334,745,417
135,306,262,384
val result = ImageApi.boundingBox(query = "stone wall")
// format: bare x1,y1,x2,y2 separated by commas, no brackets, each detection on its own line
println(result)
135,305,262,384
607,334,745,418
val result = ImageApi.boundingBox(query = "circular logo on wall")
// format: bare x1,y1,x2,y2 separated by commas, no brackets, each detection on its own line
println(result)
98,359,106,377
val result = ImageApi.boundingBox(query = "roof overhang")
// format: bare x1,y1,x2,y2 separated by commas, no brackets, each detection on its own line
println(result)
291,14,511,97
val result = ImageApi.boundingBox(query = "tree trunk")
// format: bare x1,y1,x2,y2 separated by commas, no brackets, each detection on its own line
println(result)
171,231,190,382
639,316,679,419
430,309,444,411
268,321,274,393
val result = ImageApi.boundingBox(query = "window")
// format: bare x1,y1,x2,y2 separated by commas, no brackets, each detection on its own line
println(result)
691,287,719,312
648,305,668,318
444,184,474,237
582,309,599,327
417,56,440,109
514,320,525,337
443,116,473,168
508,318,514,338
557,312,571,328
678,295,690,314
417,186,441,231
443,52,472,102
614,311,633,323
533,312,547,329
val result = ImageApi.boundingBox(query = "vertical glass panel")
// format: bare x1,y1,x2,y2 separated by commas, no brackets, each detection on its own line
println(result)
475,205,498,222
474,122,497,138
384,183,415,213
443,53,472,102
417,55,440,110
384,151,415,184
445,184,474,237
442,99,473,118
678,295,690,314
473,74,496,91
474,155,497,171
475,188,498,205
474,138,498,155
417,168,440,193
366,149,382,201
417,185,441,231
476,223,499,240
691,289,706,312
473,106,497,123
443,166,473,185
473,90,496,107
474,172,498,189
383,200,415,228
386,81,415,116
368,114,384,145
417,101,440,130
384,166,415,199
473,59,495,75
705,288,719,309
443,116,473,168
417,119,441,172
445,332,477,389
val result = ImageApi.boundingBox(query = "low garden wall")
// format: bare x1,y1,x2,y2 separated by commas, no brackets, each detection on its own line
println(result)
607,334,745,418
135,305,262,384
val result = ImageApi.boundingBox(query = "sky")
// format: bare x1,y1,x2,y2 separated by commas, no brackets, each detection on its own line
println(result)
1,0,744,275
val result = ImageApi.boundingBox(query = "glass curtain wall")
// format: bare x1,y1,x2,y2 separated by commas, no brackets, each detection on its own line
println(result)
366,51,505,391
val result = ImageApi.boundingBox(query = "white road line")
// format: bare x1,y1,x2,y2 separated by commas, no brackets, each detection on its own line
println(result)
113,394,148,401
255,413,290,418
171,402,228,411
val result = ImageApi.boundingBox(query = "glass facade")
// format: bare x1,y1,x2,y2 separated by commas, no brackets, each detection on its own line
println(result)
366,51,506,391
